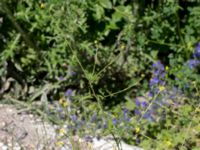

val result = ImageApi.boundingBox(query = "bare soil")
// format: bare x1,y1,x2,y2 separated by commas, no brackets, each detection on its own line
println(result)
0,104,57,149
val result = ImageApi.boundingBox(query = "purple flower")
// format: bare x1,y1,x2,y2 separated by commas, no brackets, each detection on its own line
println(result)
188,59,200,69
134,109,141,115
154,88,160,94
135,99,141,107
149,76,159,87
65,89,73,97
151,104,159,109
123,108,130,122
141,101,148,108
160,72,166,78
150,61,166,88
143,112,151,119
169,94,175,100
124,115,131,122
91,113,97,122
160,80,165,86
67,65,76,77
85,136,93,143
70,115,77,122
152,61,165,71
103,123,108,129
123,108,129,114
147,92,153,97
155,99,165,106
58,76,65,81
154,70,160,76
57,107,63,113
143,111,154,121
112,118,118,125
136,138,140,144
193,42,200,58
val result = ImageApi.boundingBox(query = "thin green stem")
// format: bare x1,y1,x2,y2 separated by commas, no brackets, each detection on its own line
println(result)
138,91,161,123
96,52,121,77
103,79,141,98
74,54,103,112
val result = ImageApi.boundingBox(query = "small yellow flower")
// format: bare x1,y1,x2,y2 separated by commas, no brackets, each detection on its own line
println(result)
59,98,64,104
40,3,45,9
56,141,64,147
187,42,193,50
62,101,68,107
165,66,169,71
195,107,200,113
141,74,145,78
165,140,172,147
159,86,165,92
120,44,125,50
59,98,68,107
135,127,140,134
59,128,66,135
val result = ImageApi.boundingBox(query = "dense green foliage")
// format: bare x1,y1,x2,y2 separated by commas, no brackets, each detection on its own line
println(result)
1,0,200,149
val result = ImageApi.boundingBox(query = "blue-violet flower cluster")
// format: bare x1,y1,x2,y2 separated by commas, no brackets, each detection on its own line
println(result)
189,42,200,69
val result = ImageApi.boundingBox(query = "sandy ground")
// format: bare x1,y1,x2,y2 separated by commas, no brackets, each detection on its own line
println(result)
0,104,58,149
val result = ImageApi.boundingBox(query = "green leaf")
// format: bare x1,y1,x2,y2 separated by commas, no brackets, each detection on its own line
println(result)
150,50,158,59
115,5,132,17
125,97,136,110
106,21,119,30
93,4,105,20
112,11,123,22
99,0,112,9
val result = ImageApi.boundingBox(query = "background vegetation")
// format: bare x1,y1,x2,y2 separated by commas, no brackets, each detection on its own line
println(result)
1,0,200,149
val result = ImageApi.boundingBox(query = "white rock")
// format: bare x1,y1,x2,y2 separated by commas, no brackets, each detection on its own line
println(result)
0,142,4,147
2,145,8,150
13,146,21,150
92,138,143,150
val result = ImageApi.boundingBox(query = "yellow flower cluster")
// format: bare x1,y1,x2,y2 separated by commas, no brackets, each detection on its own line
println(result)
135,127,140,134
165,140,172,147
56,141,64,147
159,86,165,92
40,3,45,9
120,44,125,50
59,98,68,107
59,128,66,135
